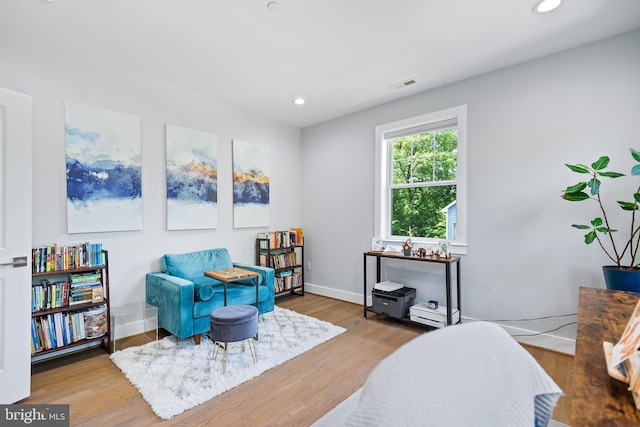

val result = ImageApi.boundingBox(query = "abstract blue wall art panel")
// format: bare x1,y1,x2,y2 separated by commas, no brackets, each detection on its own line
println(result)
65,101,143,233
166,124,218,230
232,139,269,228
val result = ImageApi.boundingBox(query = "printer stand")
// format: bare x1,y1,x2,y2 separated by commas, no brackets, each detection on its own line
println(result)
363,251,461,327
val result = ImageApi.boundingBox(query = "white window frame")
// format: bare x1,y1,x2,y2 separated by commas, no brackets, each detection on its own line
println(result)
374,105,467,254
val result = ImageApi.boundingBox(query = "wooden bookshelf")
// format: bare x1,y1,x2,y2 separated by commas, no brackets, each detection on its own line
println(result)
30,247,111,362
256,230,304,297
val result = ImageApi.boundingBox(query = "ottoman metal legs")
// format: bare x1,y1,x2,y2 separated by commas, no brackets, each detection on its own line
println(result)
210,304,259,374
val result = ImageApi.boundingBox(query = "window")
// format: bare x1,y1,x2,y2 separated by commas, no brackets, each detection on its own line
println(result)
375,105,467,252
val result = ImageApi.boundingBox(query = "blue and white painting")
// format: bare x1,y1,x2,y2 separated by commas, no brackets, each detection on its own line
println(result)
65,101,143,233
166,124,218,230
232,139,269,228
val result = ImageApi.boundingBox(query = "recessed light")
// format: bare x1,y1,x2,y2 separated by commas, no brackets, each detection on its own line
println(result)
532,0,562,14
267,2,281,12
293,98,306,105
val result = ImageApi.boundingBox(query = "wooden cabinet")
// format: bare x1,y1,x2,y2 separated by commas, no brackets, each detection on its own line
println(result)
30,249,110,361
256,237,304,297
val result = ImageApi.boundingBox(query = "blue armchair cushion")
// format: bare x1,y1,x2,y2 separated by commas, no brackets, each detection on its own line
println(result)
161,249,264,301
162,248,234,282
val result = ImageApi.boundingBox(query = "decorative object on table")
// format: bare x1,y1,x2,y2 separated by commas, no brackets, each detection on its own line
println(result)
561,149,640,292
232,139,270,228
165,124,218,231
110,306,346,420
437,241,451,259
371,238,383,251
65,101,142,233
402,238,413,256
415,247,427,258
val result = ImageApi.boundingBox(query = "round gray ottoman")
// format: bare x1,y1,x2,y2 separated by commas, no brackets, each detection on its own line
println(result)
210,304,258,373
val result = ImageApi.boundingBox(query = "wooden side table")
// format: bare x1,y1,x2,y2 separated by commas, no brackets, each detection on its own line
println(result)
572,286,640,426
204,267,259,307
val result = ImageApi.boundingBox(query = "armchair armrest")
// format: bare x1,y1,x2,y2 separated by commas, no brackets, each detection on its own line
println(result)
233,262,275,313
145,272,196,339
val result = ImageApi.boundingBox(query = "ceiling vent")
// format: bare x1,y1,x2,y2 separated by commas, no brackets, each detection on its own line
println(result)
390,79,416,90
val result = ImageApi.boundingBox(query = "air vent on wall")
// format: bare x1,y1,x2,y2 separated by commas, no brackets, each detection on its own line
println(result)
390,79,416,90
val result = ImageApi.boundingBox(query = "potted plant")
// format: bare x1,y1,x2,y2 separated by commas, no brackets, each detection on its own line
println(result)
561,148,640,292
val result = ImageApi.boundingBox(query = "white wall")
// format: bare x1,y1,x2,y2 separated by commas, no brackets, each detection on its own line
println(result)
0,51,302,309
301,29,640,347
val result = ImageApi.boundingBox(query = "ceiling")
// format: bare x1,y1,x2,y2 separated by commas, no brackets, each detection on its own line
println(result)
2,0,640,128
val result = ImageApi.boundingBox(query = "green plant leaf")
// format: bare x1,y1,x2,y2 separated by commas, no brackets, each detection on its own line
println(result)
592,156,610,170
588,178,600,195
584,230,597,244
566,163,590,174
591,217,603,226
562,191,590,201
631,165,640,176
635,193,640,203
599,172,625,178
572,224,590,229
618,201,639,211
596,227,617,233
631,148,640,163
565,182,587,193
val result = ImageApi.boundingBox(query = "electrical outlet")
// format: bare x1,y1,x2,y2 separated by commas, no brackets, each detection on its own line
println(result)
306,261,311,271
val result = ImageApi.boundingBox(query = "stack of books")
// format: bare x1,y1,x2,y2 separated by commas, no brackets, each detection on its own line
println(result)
69,271,103,305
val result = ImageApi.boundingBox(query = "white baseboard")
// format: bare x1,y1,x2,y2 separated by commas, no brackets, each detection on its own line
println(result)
305,283,576,355
305,282,372,306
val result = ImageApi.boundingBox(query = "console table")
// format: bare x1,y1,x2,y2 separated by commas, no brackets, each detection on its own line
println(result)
363,251,461,326
572,286,640,426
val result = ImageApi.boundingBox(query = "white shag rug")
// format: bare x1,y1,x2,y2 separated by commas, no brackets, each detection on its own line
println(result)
110,306,346,419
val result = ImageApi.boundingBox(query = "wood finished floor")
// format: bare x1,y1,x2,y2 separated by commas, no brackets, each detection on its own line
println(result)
23,294,573,426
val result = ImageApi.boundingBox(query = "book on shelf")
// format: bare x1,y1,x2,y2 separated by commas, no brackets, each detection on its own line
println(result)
32,242,104,273
274,271,302,292
30,310,91,354
32,280,71,313
257,228,303,249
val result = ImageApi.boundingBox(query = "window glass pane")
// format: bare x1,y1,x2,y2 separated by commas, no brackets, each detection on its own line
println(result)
391,185,456,239
391,128,457,185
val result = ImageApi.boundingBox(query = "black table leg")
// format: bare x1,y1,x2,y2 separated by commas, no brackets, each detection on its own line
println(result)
363,253,368,318
445,264,452,326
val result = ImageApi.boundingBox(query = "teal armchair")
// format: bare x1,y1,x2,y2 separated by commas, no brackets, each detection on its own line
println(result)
145,248,274,344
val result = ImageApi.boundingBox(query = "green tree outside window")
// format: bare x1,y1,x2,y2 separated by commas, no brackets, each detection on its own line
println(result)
390,128,457,238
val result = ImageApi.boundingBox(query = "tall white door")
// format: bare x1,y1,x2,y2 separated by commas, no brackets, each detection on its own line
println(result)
0,87,32,403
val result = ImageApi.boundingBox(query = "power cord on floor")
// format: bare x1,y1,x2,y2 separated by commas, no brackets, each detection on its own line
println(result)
483,313,577,322
509,321,577,337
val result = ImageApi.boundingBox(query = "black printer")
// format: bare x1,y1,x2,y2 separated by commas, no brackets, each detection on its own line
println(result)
371,287,416,319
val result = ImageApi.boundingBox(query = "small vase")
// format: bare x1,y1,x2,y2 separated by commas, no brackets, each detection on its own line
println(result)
403,250,411,256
